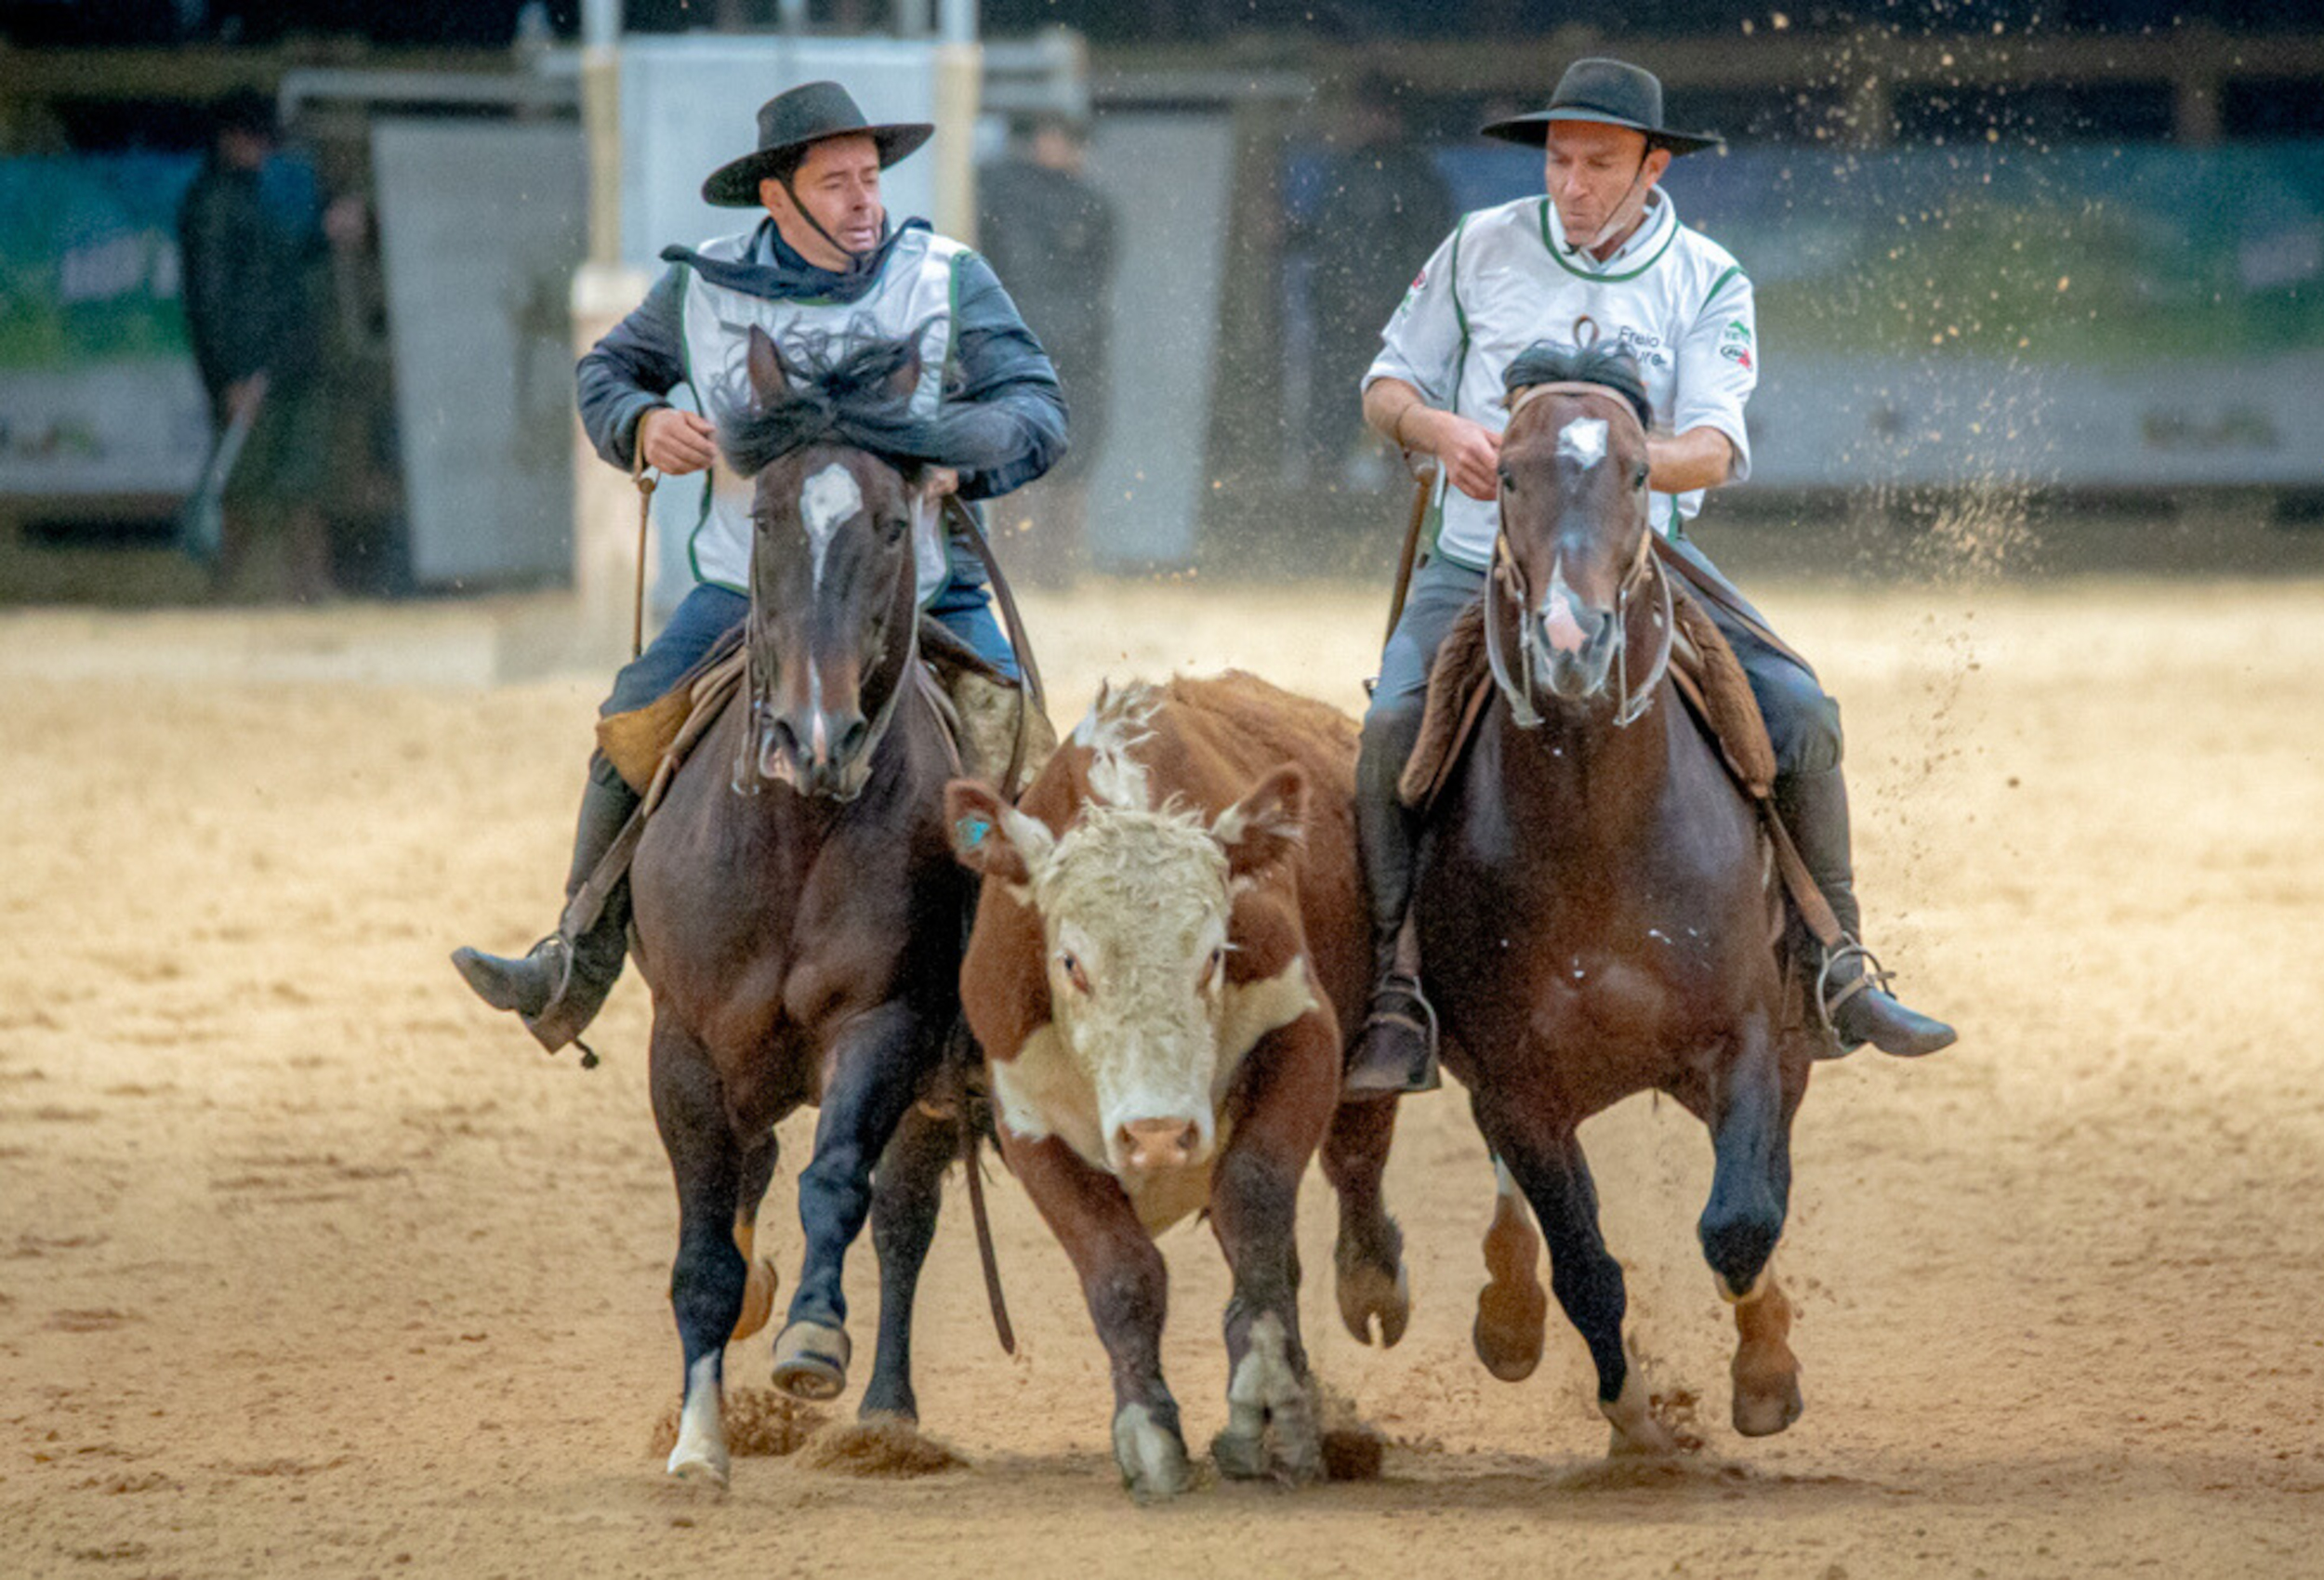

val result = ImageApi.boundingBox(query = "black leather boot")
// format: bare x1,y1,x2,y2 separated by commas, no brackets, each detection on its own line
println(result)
1344,740,1440,1096
1776,767,1957,1059
453,757,640,1053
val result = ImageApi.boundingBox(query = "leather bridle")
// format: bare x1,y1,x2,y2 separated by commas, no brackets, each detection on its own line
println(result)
736,471,924,802
1485,380,1673,731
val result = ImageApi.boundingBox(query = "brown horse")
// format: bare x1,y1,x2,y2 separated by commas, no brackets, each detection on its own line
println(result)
1416,342,1809,1455
633,327,974,1486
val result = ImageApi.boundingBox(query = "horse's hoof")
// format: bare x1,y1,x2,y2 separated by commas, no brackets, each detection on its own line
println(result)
1472,1281,1547,1383
771,1321,851,1402
1601,1376,1678,1458
1732,1374,1804,1438
731,1257,779,1345
665,1443,731,1490
1114,1404,1194,1504
1335,1257,1411,1349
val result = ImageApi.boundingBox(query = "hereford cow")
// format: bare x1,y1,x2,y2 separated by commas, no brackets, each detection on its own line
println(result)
946,673,1407,1502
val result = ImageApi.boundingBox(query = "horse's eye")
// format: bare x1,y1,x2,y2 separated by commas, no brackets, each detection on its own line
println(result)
1497,468,1515,492
879,513,910,546
1632,465,1650,490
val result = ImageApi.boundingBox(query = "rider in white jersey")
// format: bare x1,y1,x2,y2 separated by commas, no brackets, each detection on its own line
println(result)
1343,59,1956,1094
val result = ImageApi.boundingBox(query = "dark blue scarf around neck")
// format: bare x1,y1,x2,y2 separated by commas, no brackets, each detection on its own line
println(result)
660,217,931,305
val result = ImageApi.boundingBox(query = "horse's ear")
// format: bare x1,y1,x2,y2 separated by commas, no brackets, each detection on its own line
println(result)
746,325,795,405
1213,764,1308,888
946,778,1050,889
881,340,924,406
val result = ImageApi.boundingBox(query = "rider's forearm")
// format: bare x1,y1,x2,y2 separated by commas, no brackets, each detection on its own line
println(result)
1646,427,1736,494
1363,378,1436,452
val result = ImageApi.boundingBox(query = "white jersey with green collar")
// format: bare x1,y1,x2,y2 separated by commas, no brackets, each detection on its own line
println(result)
1364,187,1757,571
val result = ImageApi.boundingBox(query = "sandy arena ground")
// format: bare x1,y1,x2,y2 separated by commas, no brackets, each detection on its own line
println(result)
3,573,2321,1578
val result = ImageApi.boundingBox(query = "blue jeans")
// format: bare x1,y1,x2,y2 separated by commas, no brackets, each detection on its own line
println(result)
602,539,1017,719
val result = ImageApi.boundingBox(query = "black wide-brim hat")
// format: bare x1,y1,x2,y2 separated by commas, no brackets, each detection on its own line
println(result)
1481,58,1722,157
702,80,935,208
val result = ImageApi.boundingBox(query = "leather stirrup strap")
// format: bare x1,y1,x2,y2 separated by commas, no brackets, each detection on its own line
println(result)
1663,660,1845,952
559,652,748,940
944,494,1046,798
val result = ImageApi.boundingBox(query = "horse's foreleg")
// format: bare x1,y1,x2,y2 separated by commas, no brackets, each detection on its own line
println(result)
1699,1016,1803,1436
855,1096,956,1425
1006,1130,1190,1503
649,1017,751,1487
773,1001,931,1404
1697,1017,1790,1299
1208,1013,1336,1486
1472,1155,1549,1381
1487,1105,1672,1456
1321,1090,1408,1349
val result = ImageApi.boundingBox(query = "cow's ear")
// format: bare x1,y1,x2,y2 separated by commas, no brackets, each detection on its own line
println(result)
946,779,1050,887
1214,764,1308,886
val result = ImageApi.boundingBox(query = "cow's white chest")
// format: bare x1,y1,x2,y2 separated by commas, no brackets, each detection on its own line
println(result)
989,954,1318,1234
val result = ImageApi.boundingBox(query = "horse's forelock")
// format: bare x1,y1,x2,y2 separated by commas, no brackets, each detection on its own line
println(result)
718,329,929,481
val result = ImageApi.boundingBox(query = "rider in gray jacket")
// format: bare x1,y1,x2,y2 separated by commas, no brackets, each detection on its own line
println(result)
455,82,1065,1054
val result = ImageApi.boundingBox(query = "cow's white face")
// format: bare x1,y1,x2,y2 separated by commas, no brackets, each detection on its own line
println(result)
948,758,1311,1183
1032,809,1235,1176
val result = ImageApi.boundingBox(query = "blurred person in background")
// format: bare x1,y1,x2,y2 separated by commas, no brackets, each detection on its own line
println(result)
177,88,357,602
1292,75,1456,494
1343,58,1956,1095
453,81,1066,1053
975,111,1115,584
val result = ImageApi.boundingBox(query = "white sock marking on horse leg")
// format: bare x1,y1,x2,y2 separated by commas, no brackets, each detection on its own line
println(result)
1558,415,1608,469
1601,1363,1675,1455
667,1352,729,1484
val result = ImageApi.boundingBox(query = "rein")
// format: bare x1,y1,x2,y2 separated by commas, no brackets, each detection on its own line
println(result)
1486,381,1675,731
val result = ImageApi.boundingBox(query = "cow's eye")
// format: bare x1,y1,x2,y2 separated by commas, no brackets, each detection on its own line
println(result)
1058,951,1091,995
1198,946,1226,991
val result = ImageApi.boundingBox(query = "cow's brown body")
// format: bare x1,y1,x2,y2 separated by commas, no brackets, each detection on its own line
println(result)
948,672,1405,1500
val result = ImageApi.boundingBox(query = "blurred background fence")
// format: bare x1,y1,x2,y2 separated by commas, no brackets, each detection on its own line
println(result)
1,1,2318,609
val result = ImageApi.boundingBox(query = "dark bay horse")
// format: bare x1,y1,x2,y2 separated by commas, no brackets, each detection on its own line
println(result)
633,326,973,1486
1417,342,1810,1455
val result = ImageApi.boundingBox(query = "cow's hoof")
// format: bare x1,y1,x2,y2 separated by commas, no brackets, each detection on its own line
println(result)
771,1320,851,1402
665,1442,731,1490
1210,1427,1269,1481
1335,1255,1410,1349
1732,1372,1803,1438
1113,1404,1194,1504
1213,1421,1320,1488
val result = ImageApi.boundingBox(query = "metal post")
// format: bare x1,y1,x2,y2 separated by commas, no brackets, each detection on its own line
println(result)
581,0,618,50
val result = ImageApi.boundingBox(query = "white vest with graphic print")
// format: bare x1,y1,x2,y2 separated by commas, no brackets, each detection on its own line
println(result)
677,225,964,603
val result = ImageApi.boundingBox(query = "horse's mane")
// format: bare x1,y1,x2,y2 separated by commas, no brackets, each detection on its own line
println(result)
1503,341,1654,431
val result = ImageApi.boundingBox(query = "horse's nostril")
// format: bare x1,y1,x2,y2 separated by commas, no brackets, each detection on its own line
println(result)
831,715,870,762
